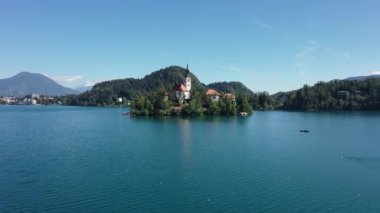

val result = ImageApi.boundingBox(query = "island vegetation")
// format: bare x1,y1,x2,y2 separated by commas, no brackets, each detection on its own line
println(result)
129,87,253,116
55,66,271,116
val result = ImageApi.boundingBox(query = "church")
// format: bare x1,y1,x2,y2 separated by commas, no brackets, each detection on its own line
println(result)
172,65,192,104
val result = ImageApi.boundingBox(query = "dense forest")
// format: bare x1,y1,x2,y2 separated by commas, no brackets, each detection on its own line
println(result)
274,78,380,110
37,66,380,112
63,66,205,106
207,81,276,110
208,81,253,97
130,87,253,116
59,66,274,110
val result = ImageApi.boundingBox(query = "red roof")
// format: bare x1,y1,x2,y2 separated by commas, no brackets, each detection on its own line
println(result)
172,84,188,92
205,89,221,96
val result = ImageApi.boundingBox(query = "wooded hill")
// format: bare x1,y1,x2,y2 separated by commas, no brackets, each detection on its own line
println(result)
61,65,380,111
207,81,254,97
3,66,380,111
64,66,261,107
274,78,380,110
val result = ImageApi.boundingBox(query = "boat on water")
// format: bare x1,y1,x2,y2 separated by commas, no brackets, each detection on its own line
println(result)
300,129,310,133
239,112,248,116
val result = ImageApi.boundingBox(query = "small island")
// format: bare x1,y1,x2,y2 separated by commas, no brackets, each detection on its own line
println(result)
129,65,253,116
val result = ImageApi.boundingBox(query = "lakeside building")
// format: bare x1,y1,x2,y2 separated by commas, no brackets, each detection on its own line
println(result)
223,93,236,102
1,95,60,105
205,89,221,102
205,89,236,103
23,98,38,105
1,96,17,104
172,65,192,104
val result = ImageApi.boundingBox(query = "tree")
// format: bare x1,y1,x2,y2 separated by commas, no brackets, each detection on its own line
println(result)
237,95,253,114
182,97,203,116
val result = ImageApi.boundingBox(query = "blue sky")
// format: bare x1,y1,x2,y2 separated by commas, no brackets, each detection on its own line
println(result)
1,0,380,93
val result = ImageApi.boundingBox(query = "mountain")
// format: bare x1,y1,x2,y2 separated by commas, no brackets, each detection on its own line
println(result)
76,85,93,93
0,72,80,97
207,81,254,96
346,74,380,81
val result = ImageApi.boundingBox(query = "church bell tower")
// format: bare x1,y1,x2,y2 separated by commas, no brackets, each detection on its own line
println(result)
185,64,191,91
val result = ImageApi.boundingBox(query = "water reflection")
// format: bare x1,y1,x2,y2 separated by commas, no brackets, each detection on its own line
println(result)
178,118,192,167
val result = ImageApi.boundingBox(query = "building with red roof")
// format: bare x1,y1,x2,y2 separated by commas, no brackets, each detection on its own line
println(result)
172,64,192,104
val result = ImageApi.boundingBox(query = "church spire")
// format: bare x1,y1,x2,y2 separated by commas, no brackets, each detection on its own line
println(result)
185,63,190,77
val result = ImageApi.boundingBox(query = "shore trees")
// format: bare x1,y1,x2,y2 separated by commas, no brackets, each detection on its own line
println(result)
276,79,380,110
130,89,253,116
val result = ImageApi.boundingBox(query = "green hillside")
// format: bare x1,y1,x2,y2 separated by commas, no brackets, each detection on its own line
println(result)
65,66,206,106
275,78,380,110
207,81,254,96
59,65,275,111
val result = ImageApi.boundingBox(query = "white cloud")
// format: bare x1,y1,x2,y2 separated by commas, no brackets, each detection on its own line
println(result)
296,40,317,59
44,74,107,88
228,66,248,74
51,75,83,83
83,80,100,87
216,65,252,75
296,47,315,58
371,70,380,75
295,40,317,74
212,64,255,79
323,47,351,59
254,19,296,37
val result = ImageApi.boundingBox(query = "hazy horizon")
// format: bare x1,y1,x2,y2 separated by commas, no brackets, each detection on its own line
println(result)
1,0,380,93
1,67,380,94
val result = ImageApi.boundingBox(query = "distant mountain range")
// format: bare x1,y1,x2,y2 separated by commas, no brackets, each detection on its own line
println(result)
0,72,80,97
346,74,380,81
76,85,93,93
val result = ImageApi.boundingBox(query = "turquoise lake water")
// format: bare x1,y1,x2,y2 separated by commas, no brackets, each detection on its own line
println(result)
1,105,380,212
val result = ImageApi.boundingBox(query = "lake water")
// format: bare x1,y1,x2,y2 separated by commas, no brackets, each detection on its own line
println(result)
1,106,380,212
